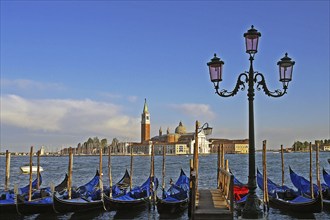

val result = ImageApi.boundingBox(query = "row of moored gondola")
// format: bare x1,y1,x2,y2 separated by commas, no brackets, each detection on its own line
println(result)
0,168,189,215
232,167,330,213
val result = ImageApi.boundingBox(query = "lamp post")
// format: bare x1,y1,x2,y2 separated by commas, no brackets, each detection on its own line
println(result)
193,121,212,196
207,25,295,219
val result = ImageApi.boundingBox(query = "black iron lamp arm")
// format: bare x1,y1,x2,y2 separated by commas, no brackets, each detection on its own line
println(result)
254,72,287,97
197,122,209,133
215,73,248,97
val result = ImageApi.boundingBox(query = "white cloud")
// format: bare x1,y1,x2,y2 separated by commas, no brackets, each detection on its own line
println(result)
1,79,65,91
170,103,216,120
127,96,138,103
0,95,140,139
100,92,138,103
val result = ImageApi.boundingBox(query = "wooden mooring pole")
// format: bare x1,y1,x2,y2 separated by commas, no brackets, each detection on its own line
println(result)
99,147,103,201
262,140,269,212
316,143,322,203
130,145,133,191
5,150,11,191
162,145,166,191
28,146,33,201
309,142,314,199
149,143,155,210
194,120,199,195
221,143,225,169
68,147,73,199
188,159,196,218
281,144,284,186
37,150,40,189
108,145,112,198
217,144,220,188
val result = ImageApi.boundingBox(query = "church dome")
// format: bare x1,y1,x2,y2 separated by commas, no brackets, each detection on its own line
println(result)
175,121,186,134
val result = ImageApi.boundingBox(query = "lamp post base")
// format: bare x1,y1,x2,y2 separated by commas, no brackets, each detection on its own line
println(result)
241,194,263,219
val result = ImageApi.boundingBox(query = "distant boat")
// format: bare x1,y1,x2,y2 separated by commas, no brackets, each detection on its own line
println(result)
20,164,44,173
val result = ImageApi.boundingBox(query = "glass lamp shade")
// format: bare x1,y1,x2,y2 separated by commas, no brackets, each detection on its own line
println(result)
203,126,213,136
244,25,261,54
277,53,295,87
207,53,224,82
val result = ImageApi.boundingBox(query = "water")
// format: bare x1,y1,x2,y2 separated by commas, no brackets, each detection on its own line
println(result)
1,152,330,219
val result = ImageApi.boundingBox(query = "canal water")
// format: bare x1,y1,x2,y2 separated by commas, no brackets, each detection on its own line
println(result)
1,152,330,219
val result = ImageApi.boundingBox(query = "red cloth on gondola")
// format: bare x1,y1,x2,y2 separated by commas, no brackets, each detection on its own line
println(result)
234,185,249,201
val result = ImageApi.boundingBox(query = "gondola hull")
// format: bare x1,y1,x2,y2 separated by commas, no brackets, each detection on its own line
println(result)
16,195,53,215
53,194,104,213
156,197,188,214
257,169,323,213
0,203,17,214
323,199,330,212
269,195,322,213
0,173,42,214
103,194,149,210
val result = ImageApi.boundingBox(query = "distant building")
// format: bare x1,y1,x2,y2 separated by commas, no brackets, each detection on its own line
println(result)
321,145,330,151
141,99,151,143
209,139,249,154
61,100,248,156
40,146,45,155
130,100,211,155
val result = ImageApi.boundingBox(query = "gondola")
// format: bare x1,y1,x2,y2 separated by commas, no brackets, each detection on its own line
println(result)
16,174,68,215
104,176,158,210
103,169,131,199
156,169,189,214
323,169,330,211
257,169,322,213
290,167,330,211
323,168,330,186
53,170,102,213
233,175,249,206
0,172,42,214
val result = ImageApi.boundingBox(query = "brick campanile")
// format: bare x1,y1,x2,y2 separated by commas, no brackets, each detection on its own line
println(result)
141,98,150,143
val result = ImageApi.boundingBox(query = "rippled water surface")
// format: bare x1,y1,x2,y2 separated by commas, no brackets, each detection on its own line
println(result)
1,152,330,219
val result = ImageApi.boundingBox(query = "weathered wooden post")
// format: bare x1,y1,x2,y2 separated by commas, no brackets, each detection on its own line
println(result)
149,143,155,210
99,147,103,201
68,147,73,199
130,145,133,191
188,159,195,218
28,146,33,201
281,144,284,186
217,144,221,188
309,142,314,199
108,145,112,198
5,150,11,191
316,143,322,203
162,145,166,192
37,150,41,189
194,120,199,196
221,143,225,169
262,140,269,212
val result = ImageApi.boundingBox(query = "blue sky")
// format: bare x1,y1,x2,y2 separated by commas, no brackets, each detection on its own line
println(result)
1,1,329,152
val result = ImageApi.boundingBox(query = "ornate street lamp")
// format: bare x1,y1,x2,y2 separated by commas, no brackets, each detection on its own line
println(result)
207,25,295,219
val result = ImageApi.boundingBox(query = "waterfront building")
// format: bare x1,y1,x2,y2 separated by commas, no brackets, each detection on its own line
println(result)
321,145,330,151
150,121,211,154
130,99,211,155
209,139,249,154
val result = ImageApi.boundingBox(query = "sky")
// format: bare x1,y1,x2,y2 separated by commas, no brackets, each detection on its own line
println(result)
1,1,329,152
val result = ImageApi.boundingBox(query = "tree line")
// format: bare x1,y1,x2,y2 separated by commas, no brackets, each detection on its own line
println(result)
292,139,330,151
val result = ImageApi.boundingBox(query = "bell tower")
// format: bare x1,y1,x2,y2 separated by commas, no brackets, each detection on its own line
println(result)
141,98,150,143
